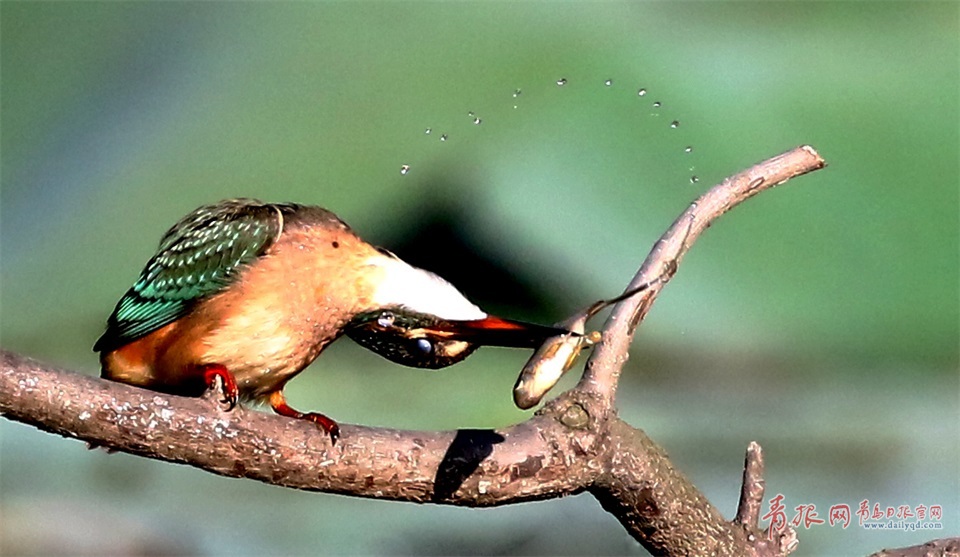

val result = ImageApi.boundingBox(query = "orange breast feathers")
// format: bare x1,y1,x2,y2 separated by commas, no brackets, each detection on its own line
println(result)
101,222,384,399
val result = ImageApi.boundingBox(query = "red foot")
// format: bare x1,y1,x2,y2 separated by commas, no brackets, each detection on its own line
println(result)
202,364,239,410
269,391,340,445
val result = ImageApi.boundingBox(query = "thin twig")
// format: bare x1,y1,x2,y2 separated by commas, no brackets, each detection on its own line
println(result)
736,441,767,527
580,145,826,402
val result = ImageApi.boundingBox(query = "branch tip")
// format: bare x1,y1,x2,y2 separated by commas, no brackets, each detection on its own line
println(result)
580,145,829,399
735,441,766,527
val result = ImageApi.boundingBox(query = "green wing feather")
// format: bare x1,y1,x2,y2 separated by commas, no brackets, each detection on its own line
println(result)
94,199,286,353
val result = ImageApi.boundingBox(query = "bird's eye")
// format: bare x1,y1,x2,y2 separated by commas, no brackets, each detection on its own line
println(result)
377,311,395,328
415,338,433,354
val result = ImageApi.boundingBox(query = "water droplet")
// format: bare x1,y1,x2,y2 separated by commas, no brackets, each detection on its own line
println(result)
653,101,662,108
439,134,448,142
556,78,567,86
425,128,432,135
690,175,699,184
400,165,411,175
670,120,680,129
604,79,613,86
684,146,693,153
468,111,475,118
513,89,522,98
637,88,647,96
472,117,482,125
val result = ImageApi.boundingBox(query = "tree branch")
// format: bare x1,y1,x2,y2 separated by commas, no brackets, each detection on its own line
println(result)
736,441,767,527
869,538,960,557
2,146,832,556
580,144,827,403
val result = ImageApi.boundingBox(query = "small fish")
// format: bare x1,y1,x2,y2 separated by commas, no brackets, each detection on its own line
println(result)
513,271,670,410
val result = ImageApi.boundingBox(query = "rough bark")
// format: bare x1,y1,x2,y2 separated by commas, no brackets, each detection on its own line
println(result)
869,538,960,557
6,146,895,557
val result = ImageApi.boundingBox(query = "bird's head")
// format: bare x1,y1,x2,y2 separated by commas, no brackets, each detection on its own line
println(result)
345,252,570,369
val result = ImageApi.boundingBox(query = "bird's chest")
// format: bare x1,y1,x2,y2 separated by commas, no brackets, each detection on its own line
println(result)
196,244,369,397
204,300,344,396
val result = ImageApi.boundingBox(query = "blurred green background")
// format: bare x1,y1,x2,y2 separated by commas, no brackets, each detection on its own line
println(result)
1,2,957,556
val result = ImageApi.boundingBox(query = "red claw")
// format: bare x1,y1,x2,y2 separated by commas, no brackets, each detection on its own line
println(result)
202,364,239,410
269,391,340,444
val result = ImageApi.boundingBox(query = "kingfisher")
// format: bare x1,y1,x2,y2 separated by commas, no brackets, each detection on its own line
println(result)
94,199,569,443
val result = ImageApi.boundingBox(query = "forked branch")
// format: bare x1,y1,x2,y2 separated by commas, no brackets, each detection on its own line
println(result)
2,146,832,556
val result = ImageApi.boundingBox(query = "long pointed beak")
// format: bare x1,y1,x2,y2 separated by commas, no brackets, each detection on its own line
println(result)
430,316,574,349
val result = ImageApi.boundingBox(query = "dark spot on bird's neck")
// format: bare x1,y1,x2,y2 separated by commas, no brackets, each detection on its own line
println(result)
332,241,340,249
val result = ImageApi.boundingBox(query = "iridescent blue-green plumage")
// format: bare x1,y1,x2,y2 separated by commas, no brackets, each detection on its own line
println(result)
93,199,288,353
94,197,574,444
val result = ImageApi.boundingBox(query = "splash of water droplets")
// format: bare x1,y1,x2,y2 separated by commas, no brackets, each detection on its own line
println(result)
406,75,696,187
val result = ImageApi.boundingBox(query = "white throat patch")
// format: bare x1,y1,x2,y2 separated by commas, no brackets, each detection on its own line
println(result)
368,256,486,320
